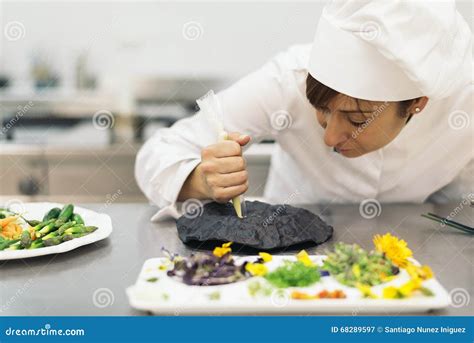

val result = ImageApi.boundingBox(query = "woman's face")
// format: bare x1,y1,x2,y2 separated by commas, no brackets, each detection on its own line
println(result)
315,95,411,158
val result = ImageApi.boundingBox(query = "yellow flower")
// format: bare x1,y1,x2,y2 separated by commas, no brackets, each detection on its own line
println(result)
213,242,232,258
399,278,421,297
406,263,433,280
373,233,412,267
382,286,399,299
245,262,268,276
296,250,314,267
356,283,378,299
258,252,273,263
382,278,422,299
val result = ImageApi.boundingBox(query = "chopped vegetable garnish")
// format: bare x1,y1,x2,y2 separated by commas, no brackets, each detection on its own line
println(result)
248,280,273,297
265,260,320,288
146,277,159,283
208,291,221,300
323,242,398,287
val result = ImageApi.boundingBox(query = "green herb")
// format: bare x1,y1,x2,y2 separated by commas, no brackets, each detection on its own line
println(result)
207,291,221,301
248,280,273,297
419,287,434,296
322,242,398,287
146,277,159,283
264,260,320,288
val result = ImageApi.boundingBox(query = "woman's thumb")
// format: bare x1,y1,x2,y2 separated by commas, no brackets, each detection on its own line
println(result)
227,132,251,146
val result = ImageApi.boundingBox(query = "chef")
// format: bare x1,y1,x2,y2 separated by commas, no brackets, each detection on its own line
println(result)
136,0,473,220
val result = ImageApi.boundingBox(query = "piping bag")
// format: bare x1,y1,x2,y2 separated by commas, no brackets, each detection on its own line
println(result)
197,90,247,218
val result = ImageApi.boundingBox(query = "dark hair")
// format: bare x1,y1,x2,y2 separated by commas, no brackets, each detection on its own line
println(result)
305,73,419,120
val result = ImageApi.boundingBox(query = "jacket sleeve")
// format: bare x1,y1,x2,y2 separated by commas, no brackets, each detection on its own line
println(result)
135,51,294,221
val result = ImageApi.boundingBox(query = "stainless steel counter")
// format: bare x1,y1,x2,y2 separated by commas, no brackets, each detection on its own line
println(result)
0,202,472,316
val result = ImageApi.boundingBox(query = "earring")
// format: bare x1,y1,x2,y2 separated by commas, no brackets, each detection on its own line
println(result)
415,107,420,112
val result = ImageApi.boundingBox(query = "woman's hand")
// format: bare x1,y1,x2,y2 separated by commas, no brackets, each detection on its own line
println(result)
178,133,251,202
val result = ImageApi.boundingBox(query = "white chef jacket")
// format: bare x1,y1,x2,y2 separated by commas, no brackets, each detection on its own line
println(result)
135,44,473,221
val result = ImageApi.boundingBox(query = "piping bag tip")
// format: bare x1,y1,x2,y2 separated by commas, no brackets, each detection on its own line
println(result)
232,196,247,219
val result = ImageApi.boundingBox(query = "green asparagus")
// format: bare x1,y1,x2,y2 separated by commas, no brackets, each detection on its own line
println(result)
42,207,61,221
20,230,32,248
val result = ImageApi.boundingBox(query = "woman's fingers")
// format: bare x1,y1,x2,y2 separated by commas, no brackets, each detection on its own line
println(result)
198,131,250,202
208,170,248,188
212,183,249,203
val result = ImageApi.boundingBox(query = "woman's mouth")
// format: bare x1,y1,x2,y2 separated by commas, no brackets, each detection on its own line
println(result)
334,146,353,153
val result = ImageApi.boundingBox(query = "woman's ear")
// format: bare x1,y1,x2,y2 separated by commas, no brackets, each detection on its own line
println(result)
407,96,429,116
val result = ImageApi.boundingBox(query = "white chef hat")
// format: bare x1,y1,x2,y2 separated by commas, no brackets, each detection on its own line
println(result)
308,0,472,101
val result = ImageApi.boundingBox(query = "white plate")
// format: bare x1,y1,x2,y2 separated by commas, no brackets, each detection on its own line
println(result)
127,255,450,315
0,202,112,260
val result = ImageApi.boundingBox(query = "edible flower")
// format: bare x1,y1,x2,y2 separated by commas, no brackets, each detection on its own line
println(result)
382,278,433,299
373,233,412,267
258,252,273,263
356,283,377,299
296,249,314,267
245,262,268,276
291,289,346,300
405,263,433,280
213,242,232,258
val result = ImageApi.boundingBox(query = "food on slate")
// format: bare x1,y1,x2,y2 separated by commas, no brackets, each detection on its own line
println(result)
0,204,97,251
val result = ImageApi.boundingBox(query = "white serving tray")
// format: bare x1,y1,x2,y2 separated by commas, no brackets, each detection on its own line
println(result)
127,255,450,315
0,202,112,260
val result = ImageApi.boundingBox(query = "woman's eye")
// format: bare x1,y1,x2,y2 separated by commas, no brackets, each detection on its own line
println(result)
348,118,367,127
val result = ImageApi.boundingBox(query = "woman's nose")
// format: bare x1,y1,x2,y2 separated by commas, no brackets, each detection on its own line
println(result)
323,115,350,148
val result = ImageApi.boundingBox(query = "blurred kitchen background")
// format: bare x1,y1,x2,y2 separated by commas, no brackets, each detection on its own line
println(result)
0,1,472,204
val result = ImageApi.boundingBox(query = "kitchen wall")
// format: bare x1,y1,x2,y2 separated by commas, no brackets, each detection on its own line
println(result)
0,1,325,96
